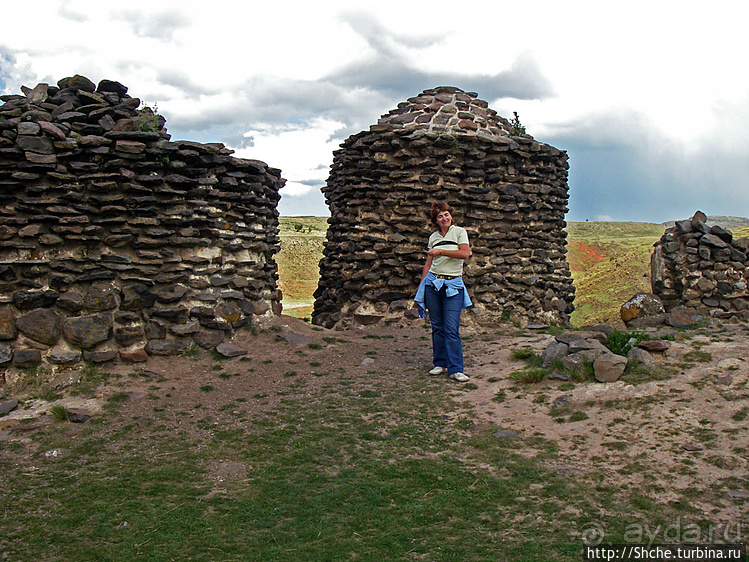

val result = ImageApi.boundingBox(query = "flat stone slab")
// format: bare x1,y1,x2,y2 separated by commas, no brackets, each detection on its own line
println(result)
281,333,311,346
215,343,247,358
0,400,19,415
556,330,608,345
638,340,670,352
67,410,91,423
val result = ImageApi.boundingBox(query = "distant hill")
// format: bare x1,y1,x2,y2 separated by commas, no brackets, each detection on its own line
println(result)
565,222,664,327
661,215,749,230
276,217,746,327
277,216,328,319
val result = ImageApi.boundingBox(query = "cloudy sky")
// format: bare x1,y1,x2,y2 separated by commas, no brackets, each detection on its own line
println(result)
2,1,747,222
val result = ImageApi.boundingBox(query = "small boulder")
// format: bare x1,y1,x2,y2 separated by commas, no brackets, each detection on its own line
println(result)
541,341,568,367
578,324,615,336
13,349,42,368
58,74,96,92
353,312,385,326
145,339,187,356
555,330,607,345
215,343,247,358
114,324,146,346
62,313,113,350
119,348,149,363
56,291,84,313
0,400,19,415
169,321,200,336
627,347,655,369
193,330,224,349
83,349,118,363
47,349,82,365
691,210,707,227
562,351,599,372
83,282,119,312
621,293,665,325
16,308,62,345
638,340,670,352
67,410,91,424
626,314,668,328
568,338,609,354
0,309,17,341
666,306,703,328
594,352,628,383
12,289,59,311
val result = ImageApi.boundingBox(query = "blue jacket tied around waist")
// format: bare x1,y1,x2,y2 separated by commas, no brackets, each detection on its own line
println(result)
414,272,472,318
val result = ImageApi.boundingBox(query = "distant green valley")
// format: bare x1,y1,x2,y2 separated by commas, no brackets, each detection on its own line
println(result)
277,216,749,327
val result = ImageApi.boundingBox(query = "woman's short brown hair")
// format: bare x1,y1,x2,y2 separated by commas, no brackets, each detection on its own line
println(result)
430,201,454,227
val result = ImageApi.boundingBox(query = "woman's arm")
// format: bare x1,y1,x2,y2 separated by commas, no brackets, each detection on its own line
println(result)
427,243,470,260
421,254,433,281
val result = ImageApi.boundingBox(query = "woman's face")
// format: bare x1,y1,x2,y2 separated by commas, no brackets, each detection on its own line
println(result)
436,210,452,231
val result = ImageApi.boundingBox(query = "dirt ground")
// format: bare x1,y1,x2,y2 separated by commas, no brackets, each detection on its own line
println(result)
462,322,749,525
2,314,748,531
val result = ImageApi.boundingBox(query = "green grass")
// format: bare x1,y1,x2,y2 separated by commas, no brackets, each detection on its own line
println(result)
50,404,69,422
565,221,664,327
181,342,201,359
605,330,650,356
510,347,536,361
0,364,675,561
510,368,548,384
683,350,713,363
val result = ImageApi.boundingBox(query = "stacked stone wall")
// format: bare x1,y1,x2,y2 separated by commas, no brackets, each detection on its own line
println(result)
313,87,574,328
651,211,749,318
0,75,283,368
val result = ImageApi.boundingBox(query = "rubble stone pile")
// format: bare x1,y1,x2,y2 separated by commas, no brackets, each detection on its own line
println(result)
651,211,749,319
540,327,671,383
0,75,283,367
313,86,574,328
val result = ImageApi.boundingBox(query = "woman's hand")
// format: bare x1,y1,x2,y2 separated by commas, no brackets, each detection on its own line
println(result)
427,244,470,260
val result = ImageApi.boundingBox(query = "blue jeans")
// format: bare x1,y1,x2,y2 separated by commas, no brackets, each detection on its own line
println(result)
424,283,464,375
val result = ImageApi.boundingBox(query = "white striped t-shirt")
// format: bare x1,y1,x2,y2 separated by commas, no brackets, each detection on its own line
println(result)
428,225,469,277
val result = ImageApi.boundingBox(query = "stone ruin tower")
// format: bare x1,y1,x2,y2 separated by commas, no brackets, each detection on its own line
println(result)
312,86,574,328
651,211,749,318
0,75,283,368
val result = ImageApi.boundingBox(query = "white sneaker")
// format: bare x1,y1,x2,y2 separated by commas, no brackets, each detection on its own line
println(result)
449,372,469,382
428,366,447,376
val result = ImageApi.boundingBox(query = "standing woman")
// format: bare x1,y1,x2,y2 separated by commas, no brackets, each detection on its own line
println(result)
415,201,472,382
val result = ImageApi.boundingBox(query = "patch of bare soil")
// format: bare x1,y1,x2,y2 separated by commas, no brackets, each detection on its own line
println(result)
2,315,748,530
1,315,435,439
459,322,749,526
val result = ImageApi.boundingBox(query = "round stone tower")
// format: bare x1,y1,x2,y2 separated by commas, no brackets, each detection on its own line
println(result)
312,86,574,328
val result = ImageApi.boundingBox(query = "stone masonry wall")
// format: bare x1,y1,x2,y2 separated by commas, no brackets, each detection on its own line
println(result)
0,75,283,368
313,86,574,328
651,211,749,318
